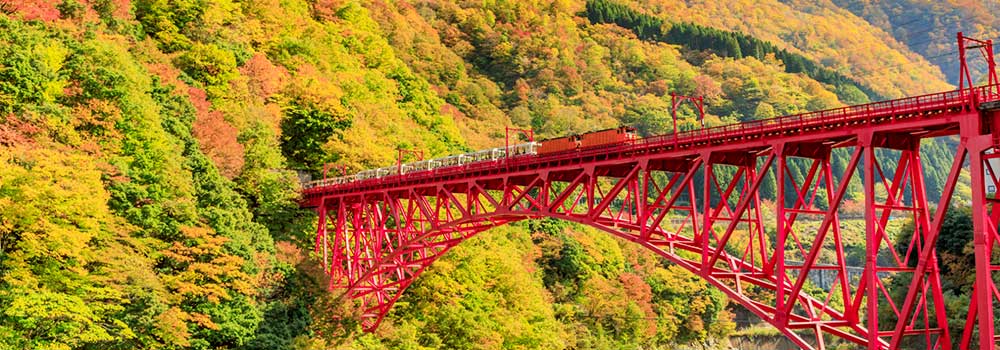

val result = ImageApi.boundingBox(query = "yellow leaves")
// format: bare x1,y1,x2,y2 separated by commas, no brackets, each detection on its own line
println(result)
0,146,114,267
0,142,160,348
634,0,951,97
3,238,121,337
651,265,704,295
154,307,191,347
268,0,471,168
160,226,256,304
285,63,349,118
32,41,69,103
323,117,389,170
200,0,242,35
701,55,848,118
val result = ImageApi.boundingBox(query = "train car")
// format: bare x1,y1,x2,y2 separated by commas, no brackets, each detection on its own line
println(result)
355,170,376,180
578,126,637,149
304,128,634,189
537,127,636,155
537,135,582,154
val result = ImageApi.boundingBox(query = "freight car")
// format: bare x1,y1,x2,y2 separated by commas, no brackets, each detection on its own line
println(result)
536,134,581,154
537,126,637,155
579,126,637,149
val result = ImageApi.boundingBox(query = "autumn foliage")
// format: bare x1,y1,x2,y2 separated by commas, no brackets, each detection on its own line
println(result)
239,53,288,100
188,86,244,178
5,0,60,21
0,0,982,349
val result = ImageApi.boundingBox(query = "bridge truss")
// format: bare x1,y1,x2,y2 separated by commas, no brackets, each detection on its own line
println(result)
301,34,1000,349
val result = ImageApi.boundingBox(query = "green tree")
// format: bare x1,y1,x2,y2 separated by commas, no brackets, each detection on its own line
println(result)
279,102,351,170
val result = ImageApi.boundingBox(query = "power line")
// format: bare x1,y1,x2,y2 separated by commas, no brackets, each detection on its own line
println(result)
899,26,937,40
903,38,935,48
893,18,923,29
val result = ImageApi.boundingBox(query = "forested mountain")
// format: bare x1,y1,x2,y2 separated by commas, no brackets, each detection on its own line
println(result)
0,0,991,349
830,0,999,84
616,0,954,98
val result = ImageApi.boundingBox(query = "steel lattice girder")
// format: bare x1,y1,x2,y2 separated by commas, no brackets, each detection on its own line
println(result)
306,88,1000,350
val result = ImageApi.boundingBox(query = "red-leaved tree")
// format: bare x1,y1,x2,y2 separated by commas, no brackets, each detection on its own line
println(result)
239,53,288,100
188,87,244,178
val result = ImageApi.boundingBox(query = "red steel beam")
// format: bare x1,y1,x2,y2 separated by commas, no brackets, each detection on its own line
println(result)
306,85,1000,349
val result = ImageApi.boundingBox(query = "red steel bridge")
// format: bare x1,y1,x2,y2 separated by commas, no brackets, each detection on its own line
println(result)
300,34,1000,349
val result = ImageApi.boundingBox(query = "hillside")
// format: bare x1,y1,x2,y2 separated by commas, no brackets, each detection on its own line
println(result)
832,0,1000,84
619,0,954,97
0,0,991,349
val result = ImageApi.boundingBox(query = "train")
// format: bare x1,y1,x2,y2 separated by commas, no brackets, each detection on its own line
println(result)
537,126,637,154
303,126,639,189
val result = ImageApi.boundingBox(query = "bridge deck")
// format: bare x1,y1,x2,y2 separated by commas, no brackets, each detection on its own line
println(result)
303,86,997,207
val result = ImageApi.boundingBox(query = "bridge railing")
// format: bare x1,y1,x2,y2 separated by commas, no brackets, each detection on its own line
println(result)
304,85,1000,193
637,86,977,150
301,143,539,190
975,83,1000,102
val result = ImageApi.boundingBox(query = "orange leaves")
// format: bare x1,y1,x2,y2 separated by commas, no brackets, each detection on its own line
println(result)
188,86,244,178
0,114,42,146
839,199,865,218
146,61,247,178
105,0,132,20
619,272,653,305
239,53,288,100
692,74,723,100
71,98,123,151
579,271,658,337
274,240,304,265
187,312,220,330
514,78,532,101
160,226,255,304
619,272,657,336
144,62,187,91
154,307,192,347
311,0,347,21
151,308,220,347
6,0,61,22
